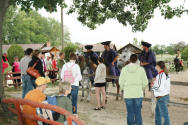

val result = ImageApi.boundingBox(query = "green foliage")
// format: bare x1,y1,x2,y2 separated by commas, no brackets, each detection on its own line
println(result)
182,45,188,61
62,42,80,61
152,42,187,55
2,6,70,45
152,44,164,55
67,0,188,32
7,45,24,65
7,0,188,32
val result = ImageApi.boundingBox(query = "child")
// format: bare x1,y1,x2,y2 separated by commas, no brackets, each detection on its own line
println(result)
56,81,76,125
152,61,170,125
94,57,106,110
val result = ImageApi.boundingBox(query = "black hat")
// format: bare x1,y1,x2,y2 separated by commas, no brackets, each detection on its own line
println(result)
101,41,111,45
85,45,93,50
141,41,152,48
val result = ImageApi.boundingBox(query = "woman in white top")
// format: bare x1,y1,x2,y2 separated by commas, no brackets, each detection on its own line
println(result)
94,57,106,110
61,53,82,114
151,61,170,125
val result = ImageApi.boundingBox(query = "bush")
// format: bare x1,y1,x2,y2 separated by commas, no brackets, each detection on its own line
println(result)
61,42,80,61
182,45,188,61
7,44,25,65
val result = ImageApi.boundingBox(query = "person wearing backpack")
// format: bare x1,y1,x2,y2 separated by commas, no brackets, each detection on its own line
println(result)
61,53,82,115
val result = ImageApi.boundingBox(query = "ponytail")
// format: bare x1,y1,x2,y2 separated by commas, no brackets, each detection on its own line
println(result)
157,61,169,77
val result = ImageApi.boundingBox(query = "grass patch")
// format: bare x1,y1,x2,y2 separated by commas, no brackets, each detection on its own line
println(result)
4,87,22,92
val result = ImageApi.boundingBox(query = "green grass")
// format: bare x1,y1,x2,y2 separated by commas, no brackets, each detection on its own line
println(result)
0,104,18,125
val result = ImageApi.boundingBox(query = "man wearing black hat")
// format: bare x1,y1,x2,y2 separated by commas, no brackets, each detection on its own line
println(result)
101,41,120,86
139,41,158,91
84,45,99,65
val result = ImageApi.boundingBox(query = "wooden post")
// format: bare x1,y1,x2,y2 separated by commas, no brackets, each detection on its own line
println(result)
61,7,64,50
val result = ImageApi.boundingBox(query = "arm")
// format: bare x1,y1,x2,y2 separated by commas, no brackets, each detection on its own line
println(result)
112,56,119,65
141,68,149,90
74,65,82,82
119,68,126,90
94,66,100,82
61,65,66,81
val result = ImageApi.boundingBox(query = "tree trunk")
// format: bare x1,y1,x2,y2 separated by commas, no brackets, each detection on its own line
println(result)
0,0,9,107
61,7,64,50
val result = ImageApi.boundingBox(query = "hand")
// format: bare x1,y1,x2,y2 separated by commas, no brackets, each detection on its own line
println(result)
140,62,144,66
112,62,114,66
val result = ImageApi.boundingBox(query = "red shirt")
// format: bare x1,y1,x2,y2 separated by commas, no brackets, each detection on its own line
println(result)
2,60,8,73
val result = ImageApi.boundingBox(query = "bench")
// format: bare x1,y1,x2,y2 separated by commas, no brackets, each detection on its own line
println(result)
5,72,22,88
2,98,85,125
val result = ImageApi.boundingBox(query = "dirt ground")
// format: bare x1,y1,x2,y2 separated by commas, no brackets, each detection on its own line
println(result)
3,70,188,125
170,70,188,83
78,92,188,125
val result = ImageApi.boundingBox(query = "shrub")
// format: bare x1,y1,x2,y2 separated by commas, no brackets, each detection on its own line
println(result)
182,45,188,61
7,44,25,65
61,42,80,61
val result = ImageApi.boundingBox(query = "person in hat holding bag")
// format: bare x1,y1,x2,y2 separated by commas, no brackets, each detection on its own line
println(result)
101,41,120,87
139,41,158,90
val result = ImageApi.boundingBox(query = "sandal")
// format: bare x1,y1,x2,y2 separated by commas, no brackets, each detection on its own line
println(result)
100,106,105,109
94,107,101,110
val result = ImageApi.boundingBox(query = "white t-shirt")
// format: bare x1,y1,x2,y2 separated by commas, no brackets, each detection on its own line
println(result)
61,61,82,86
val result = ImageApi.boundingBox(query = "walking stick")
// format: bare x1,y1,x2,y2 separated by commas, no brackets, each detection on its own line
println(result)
151,90,155,117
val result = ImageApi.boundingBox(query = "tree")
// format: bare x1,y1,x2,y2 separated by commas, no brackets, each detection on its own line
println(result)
68,0,188,31
152,44,162,55
182,45,188,61
7,44,24,65
62,42,80,62
2,7,71,45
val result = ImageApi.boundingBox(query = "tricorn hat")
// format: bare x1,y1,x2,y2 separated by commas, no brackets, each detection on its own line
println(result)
85,45,93,50
141,41,152,48
101,41,111,45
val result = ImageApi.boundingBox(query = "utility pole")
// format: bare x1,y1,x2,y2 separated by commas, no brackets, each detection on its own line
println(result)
61,7,64,50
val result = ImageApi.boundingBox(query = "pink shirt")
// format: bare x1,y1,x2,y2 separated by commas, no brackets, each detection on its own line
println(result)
13,61,21,72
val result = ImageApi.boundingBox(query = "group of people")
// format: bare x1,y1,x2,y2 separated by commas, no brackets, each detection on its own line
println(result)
2,40,171,125
120,41,171,125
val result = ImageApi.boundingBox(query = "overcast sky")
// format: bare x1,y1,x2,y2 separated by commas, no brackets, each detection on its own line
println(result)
38,0,188,47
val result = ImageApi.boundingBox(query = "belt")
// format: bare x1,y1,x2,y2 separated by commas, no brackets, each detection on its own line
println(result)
156,94,169,99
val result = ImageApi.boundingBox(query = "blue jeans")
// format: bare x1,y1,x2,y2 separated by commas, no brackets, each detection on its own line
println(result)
125,98,143,125
31,79,36,88
64,121,77,125
71,85,79,114
155,95,170,125
22,75,34,98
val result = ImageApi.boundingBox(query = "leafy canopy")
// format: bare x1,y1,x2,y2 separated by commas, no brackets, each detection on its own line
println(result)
9,0,188,32
3,6,70,45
